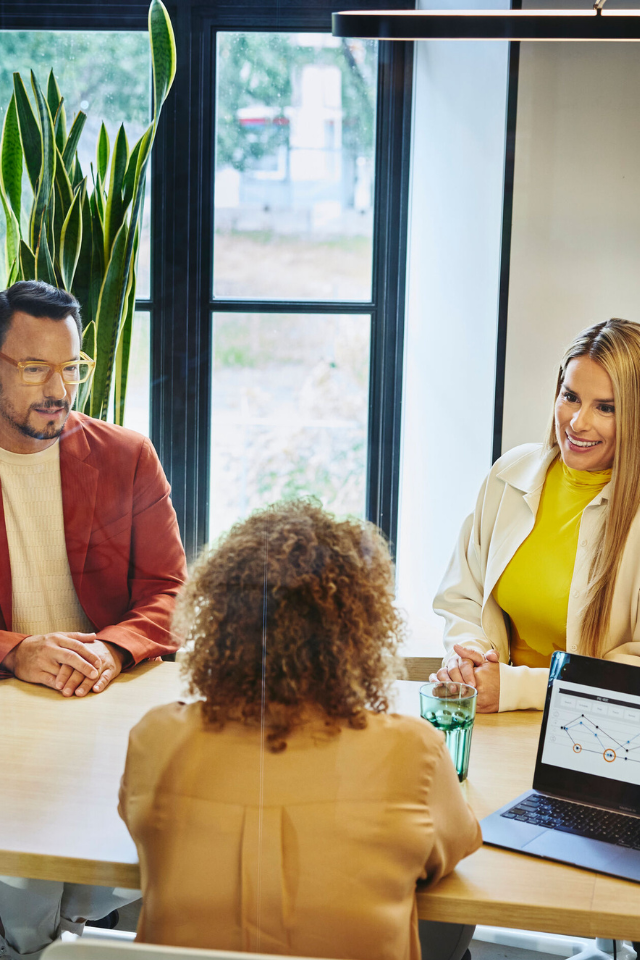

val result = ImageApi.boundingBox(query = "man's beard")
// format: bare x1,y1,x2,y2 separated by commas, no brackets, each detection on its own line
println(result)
0,390,70,441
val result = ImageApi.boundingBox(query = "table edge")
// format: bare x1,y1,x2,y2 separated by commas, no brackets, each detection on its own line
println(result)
0,849,140,888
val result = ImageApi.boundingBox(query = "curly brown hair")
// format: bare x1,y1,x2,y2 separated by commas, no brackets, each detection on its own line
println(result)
175,499,406,750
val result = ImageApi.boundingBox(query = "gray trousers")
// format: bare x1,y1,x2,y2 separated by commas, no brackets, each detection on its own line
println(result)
0,877,139,960
418,920,475,960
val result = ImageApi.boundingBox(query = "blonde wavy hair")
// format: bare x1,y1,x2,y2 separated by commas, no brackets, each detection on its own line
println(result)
174,499,406,750
546,318,640,657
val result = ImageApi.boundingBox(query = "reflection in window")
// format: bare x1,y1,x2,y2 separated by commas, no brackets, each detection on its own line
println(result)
209,313,370,542
214,32,378,302
0,31,151,297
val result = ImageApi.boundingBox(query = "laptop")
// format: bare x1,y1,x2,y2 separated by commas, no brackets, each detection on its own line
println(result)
481,650,640,882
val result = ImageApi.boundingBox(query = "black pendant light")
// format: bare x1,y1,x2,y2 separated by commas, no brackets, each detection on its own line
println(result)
332,3,640,42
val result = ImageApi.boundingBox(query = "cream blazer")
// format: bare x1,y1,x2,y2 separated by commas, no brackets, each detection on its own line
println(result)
118,701,481,960
433,443,640,712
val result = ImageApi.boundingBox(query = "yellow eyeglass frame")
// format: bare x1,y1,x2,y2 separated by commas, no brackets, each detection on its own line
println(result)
0,350,96,385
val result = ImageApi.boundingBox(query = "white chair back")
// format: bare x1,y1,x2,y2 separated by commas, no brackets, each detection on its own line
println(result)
42,939,335,960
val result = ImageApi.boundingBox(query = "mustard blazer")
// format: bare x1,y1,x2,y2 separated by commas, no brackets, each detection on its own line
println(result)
119,701,481,960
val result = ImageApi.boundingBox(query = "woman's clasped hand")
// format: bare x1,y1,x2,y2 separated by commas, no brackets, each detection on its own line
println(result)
430,645,501,713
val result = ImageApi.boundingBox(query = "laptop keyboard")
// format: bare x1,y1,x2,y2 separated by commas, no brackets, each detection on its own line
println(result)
501,794,640,849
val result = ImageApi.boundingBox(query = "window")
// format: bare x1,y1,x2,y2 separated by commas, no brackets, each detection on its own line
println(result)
213,32,378,303
124,311,151,435
154,1,413,558
0,27,152,436
209,30,378,540
1,0,413,562
210,311,371,542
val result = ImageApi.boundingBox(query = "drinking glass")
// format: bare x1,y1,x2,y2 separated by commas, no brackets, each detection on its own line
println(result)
419,681,477,781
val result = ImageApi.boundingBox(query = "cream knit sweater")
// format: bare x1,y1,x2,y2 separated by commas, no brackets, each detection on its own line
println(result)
0,441,93,636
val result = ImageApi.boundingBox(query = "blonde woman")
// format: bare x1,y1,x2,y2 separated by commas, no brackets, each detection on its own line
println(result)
433,318,640,713
119,500,481,960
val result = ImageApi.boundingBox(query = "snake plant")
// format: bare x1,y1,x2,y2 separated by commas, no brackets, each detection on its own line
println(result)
0,0,176,424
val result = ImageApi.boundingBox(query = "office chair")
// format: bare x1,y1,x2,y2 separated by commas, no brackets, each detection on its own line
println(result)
42,940,327,960
473,925,636,959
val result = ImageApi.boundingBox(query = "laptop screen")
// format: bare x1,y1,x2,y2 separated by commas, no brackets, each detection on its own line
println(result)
533,652,640,815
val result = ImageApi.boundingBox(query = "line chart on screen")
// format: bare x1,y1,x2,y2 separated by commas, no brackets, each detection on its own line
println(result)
541,679,640,786
560,713,640,764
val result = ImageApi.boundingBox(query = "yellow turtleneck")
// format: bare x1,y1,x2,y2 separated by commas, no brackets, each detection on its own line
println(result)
493,457,611,668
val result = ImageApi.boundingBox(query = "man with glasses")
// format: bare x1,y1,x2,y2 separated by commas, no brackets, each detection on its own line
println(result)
0,280,186,693
0,280,186,958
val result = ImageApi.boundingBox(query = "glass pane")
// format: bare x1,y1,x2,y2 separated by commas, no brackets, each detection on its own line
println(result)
123,311,151,437
0,31,151,297
214,33,378,302
210,312,370,543
104,310,150,436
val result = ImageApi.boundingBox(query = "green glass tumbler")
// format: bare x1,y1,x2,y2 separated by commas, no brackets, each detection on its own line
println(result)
419,681,477,781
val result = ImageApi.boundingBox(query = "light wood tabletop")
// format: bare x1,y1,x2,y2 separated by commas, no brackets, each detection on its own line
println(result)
2,671,640,939
0,660,184,888
393,680,640,941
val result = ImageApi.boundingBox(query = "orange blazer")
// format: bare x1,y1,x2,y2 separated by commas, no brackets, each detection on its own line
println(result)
119,703,482,960
0,412,187,672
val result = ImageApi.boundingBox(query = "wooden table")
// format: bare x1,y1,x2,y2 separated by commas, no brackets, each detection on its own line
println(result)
393,680,640,942
2,671,639,940
0,660,184,888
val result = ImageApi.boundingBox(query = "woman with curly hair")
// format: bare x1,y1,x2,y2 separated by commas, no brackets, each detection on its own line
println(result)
119,499,481,960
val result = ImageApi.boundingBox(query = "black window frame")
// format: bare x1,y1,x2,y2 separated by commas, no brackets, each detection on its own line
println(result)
0,0,414,562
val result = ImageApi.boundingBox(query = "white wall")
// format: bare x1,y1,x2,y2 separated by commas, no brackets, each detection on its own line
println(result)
396,18,640,653
396,3,510,655
502,40,640,453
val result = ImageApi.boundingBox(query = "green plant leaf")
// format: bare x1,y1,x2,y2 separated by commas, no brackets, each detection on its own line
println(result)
35,231,55,285
82,319,95,358
1,95,23,226
77,319,95,414
62,112,87,172
89,202,105,330
53,146,73,254
73,181,92,325
149,0,177,128
47,71,67,154
114,221,140,426
53,181,64,258
45,192,58,283
95,176,105,224
55,147,73,210
96,122,109,184
7,255,19,286
113,305,133,425
117,125,152,343
71,153,83,190
46,70,61,124
104,124,128,263
113,256,136,426
19,239,35,280
91,222,128,420
29,70,56,252
13,73,41,193
0,185,20,284
122,133,144,211
60,185,83,291
54,103,67,156
90,165,105,226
